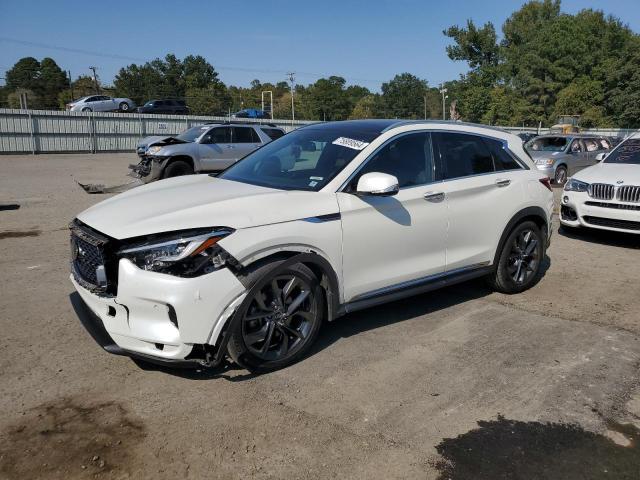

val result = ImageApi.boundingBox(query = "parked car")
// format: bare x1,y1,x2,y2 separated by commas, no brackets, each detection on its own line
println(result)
67,95,136,112
130,123,285,181
137,99,189,115
525,134,612,184
232,108,270,119
70,119,553,372
560,133,640,234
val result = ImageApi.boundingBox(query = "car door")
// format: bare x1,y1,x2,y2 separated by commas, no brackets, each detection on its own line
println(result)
197,126,234,171
337,131,447,301
432,132,526,271
567,138,588,175
232,127,262,161
584,137,602,167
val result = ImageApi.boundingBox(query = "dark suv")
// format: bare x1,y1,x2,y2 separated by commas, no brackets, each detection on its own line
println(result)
137,99,189,115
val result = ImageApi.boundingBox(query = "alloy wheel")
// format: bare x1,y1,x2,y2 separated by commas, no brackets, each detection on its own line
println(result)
506,229,540,285
241,273,317,361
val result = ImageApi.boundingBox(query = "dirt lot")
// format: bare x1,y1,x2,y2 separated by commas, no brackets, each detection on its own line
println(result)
1,153,640,479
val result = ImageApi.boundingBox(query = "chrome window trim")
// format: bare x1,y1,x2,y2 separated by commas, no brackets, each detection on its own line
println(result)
338,129,528,193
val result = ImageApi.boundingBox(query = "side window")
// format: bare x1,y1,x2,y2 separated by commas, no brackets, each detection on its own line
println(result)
599,138,611,150
484,138,523,171
156,100,166,106
433,132,494,179
203,127,231,144
86,96,97,102
354,132,433,189
232,127,255,143
261,128,285,140
584,138,599,152
570,140,583,153
250,128,261,143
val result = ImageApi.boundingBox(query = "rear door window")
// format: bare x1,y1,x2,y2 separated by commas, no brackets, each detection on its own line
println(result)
484,138,523,171
232,127,256,143
432,132,494,179
261,128,285,140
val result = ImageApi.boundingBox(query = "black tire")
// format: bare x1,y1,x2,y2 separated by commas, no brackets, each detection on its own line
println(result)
119,102,130,112
227,262,324,373
554,165,568,185
81,107,92,112
488,221,545,294
162,160,194,178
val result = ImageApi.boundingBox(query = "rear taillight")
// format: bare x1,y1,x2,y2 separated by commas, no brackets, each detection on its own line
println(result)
539,177,552,192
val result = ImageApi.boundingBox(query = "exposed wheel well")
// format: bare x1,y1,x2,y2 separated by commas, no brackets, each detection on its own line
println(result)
238,251,341,322
493,208,549,267
162,156,194,174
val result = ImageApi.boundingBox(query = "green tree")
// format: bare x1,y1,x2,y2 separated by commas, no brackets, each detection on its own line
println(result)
381,73,429,119
349,94,381,119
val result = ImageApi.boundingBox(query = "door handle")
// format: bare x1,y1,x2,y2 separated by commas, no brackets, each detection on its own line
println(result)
423,191,445,202
226,145,235,149
495,178,511,187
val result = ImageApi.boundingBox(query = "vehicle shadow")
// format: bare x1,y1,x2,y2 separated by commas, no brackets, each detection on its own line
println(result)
558,225,640,249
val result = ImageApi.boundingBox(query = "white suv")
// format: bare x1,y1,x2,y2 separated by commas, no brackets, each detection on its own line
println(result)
70,120,554,372
560,133,640,234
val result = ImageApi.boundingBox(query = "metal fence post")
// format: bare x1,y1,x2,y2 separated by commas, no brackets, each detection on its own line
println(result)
27,109,36,154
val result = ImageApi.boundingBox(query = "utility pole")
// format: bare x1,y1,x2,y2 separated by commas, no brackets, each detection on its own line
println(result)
68,70,74,100
287,72,295,121
439,85,448,121
89,66,99,93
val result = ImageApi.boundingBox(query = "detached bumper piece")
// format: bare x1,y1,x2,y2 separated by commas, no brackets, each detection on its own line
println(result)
129,157,152,178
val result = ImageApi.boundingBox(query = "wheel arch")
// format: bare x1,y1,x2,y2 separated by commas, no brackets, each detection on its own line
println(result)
162,155,195,175
237,250,341,322
493,206,549,267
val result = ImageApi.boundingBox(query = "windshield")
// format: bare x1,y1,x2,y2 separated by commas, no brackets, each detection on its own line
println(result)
219,127,378,191
175,125,209,142
526,137,569,152
604,138,640,165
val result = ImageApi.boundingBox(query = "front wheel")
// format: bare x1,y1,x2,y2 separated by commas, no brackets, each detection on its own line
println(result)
119,102,130,112
162,160,193,178
488,221,545,294
81,107,92,112
227,262,324,373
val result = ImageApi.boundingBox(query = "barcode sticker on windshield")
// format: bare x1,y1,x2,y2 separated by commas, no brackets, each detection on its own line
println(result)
332,137,369,150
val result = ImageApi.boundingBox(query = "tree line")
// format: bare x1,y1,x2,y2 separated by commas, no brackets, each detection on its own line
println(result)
1,1,639,127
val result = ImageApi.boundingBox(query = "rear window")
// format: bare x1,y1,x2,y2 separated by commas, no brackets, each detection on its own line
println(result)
261,128,285,140
526,137,568,152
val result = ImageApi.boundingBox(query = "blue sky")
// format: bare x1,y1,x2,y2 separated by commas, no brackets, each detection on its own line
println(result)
1,0,639,90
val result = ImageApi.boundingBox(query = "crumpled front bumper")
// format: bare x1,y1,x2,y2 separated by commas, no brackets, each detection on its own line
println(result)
71,258,247,364
128,156,167,183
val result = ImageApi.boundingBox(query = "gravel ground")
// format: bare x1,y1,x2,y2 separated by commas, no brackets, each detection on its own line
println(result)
1,153,639,479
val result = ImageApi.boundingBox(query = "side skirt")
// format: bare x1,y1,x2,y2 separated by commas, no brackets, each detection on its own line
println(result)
339,264,493,315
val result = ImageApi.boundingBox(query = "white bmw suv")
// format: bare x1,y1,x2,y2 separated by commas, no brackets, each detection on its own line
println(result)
560,133,640,234
70,120,553,372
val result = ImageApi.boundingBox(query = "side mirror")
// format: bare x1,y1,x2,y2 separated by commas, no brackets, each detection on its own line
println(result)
356,172,399,196
595,152,606,162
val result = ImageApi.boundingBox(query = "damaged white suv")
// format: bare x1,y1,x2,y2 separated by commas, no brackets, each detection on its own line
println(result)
70,120,553,372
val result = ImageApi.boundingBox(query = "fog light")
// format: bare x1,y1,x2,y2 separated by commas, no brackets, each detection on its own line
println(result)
563,196,569,204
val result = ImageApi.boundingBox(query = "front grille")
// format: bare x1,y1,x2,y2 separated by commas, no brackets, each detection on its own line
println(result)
583,216,640,231
70,220,115,294
617,185,640,203
588,183,614,200
585,201,640,211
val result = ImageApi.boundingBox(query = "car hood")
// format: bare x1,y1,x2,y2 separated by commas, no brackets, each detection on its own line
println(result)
77,175,339,239
572,163,640,185
137,136,183,148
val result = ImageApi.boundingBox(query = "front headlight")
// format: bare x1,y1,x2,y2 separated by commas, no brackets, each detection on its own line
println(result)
146,145,163,155
118,228,235,277
564,178,589,192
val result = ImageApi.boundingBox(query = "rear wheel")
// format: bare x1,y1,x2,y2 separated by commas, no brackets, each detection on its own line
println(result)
227,262,324,373
488,221,544,294
162,160,193,178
